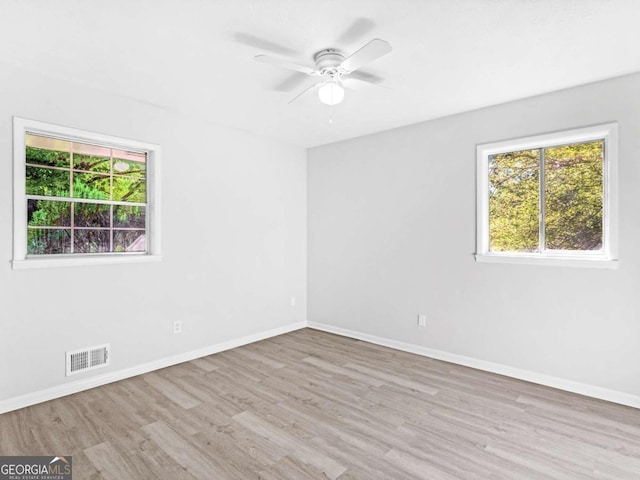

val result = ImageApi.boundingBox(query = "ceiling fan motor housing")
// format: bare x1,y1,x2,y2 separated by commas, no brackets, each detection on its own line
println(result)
314,49,345,75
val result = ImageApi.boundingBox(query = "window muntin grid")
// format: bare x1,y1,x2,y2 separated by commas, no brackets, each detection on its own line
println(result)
25,133,147,256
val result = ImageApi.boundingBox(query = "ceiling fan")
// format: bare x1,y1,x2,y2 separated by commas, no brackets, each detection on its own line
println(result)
254,38,392,105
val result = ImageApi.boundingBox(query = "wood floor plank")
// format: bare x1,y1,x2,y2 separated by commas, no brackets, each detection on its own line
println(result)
120,378,203,435
85,441,149,480
309,435,416,480
396,421,552,480
0,408,39,455
2,328,640,479
190,427,274,477
142,372,202,410
276,398,394,456
384,447,463,480
233,410,347,479
258,455,332,480
72,451,105,480
141,420,240,479
227,346,287,370
345,361,439,395
302,355,386,387
189,356,220,372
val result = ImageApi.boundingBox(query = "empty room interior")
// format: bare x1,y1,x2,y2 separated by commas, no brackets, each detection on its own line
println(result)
2,1,640,479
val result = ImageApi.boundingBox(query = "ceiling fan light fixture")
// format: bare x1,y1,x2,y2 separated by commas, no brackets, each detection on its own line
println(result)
318,82,344,106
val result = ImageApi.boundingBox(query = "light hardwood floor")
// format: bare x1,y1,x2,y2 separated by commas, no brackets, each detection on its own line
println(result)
1,328,640,479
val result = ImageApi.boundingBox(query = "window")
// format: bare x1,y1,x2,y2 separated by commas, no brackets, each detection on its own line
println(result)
476,123,618,268
13,117,161,269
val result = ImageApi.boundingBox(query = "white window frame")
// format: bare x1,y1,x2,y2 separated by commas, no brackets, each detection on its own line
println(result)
475,123,618,269
12,117,162,269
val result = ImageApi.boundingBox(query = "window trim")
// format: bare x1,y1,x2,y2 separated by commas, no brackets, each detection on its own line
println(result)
12,117,162,269
475,123,618,268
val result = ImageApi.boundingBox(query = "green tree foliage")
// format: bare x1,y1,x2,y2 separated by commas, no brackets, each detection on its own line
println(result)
73,153,110,173
544,142,603,250
27,229,70,255
25,146,69,168
73,173,111,200
489,149,540,252
26,165,70,197
489,141,603,252
28,200,70,227
25,146,146,255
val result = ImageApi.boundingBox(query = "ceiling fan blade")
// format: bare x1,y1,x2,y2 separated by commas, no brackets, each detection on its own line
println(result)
340,38,392,74
234,32,298,56
350,70,385,85
255,55,317,75
344,77,392,91
274,73,309,92
335,18,375,45
288,82,321,104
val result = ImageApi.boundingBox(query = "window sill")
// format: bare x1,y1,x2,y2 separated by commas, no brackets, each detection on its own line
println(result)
474,253,618,269
12,254,162,270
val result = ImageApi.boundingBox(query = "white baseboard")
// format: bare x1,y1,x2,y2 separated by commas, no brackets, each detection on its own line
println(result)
0,321,306,415
307,321,640,410
5,319,638,414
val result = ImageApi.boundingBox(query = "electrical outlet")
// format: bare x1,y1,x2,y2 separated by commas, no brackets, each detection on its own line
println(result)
290,296,297,307
173,320,182,334
417,314,427,327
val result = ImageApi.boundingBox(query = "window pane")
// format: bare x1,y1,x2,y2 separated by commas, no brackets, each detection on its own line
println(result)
544,141,603,251
28,200,71,227
113,158,145,177
113,205,145,228
26,134,71,155
114,231,145,252
111,149,146,163
73,153,111,173
20,125,155,260
27,229,71,255
73,173,110,200
73,142,111,158
113,177,146,203
26,146,69,168
74,230,110,253
75,203,110,228
112,150,145,177
26,166,70,197
489,149,540,252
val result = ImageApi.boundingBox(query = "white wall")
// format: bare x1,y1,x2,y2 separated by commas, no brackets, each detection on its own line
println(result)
0,64,307,404
308,73,640,399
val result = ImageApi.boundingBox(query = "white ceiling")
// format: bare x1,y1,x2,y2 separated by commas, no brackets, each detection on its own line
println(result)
1,0,639,148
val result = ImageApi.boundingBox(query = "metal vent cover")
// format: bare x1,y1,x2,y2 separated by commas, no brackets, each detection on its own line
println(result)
66,344,110,376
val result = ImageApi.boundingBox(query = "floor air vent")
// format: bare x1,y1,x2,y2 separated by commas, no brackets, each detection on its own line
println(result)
66,344,110,376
